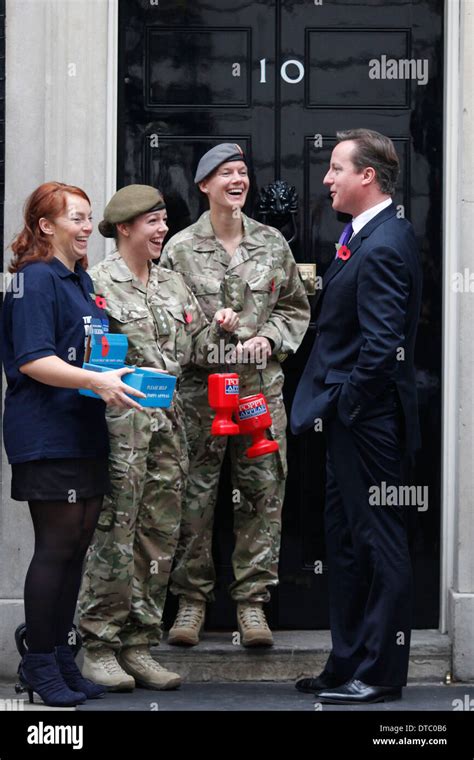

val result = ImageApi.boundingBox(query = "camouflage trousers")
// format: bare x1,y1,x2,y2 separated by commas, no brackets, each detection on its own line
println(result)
78,403,188,650
170,363,287,604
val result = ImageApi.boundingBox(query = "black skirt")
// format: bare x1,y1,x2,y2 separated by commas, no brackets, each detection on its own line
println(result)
11,457,111,502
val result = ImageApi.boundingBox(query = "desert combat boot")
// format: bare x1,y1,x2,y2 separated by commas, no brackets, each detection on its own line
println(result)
167,597,206,646
82,646,135,691
237,602,274,647
118,645,181,690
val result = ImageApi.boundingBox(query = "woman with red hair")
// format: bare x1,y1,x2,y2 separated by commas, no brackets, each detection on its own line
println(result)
1,182,144,706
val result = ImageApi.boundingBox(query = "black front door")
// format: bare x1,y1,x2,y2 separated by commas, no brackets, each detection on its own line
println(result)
118,0,443,630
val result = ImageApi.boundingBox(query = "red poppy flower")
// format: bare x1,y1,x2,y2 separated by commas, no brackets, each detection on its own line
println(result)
337,245,351,261
101,335,110,358
95,295,107,310
185,311,193,324
270,279,276,292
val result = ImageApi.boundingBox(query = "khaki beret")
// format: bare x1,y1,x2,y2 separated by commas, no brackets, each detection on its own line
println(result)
194,143,246,184
99,185,165,238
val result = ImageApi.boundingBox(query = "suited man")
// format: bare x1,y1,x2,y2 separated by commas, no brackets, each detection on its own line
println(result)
291,129,422,704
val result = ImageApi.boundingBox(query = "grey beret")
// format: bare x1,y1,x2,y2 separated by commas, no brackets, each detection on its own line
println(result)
99,185,165,238
194,143,246,184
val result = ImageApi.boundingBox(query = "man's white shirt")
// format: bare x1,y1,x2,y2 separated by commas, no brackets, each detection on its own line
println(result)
348,197,393,243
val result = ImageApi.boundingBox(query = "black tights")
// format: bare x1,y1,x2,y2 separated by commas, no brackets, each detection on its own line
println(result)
24,498,103,653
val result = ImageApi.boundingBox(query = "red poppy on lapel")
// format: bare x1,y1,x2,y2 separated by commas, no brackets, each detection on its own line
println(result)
184,310,193,324
91,294,107,310
337,245,351,261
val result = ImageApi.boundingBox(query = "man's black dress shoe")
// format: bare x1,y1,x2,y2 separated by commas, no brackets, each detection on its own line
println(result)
318,679,402,704
295,673,345,694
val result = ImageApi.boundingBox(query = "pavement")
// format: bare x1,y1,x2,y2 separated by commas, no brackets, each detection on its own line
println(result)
0,679,473,712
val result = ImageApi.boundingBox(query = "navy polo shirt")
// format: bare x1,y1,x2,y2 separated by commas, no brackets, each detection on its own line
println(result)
1,257,110,464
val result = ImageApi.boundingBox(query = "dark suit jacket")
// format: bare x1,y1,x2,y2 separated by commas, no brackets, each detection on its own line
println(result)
290,202,423,455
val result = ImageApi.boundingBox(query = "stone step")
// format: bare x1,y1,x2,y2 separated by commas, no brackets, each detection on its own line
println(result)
151,630,451,683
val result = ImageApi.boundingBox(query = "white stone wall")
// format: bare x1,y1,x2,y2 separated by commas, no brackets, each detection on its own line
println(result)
448,0,474,681
1,0,114,677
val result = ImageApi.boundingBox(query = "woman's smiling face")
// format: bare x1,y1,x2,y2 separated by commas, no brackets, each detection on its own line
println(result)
118,209,169,259
199,160,250,211
41,192,93,263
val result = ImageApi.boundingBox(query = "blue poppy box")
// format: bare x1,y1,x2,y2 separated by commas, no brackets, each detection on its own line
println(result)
88,331,129,368
80,363,176,408
79,325,176,408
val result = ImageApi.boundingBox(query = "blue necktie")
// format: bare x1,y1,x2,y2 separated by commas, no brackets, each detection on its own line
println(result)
335,222,353,259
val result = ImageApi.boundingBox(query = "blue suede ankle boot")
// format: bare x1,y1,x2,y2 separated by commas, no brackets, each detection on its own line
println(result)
55,645,106,699
19,652,86,706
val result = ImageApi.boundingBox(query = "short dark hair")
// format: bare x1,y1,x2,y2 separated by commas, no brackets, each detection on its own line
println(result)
336,129,399,195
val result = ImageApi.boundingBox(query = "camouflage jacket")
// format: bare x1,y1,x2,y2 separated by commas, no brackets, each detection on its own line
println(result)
89,252,223,377
160,212,310,361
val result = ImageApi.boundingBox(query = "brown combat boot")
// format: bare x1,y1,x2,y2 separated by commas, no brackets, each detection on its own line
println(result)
118,646,181,690
82,646,135,692
167,597,206,646
237,602,274,647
